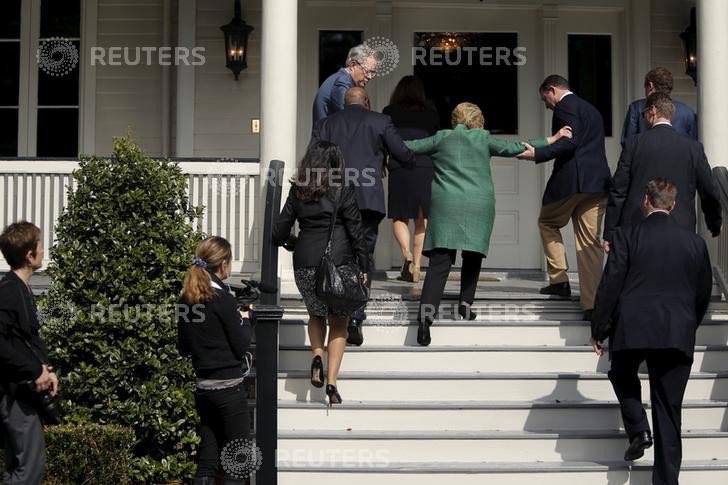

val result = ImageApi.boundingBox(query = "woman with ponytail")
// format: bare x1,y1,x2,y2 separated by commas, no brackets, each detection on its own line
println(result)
177,236,252,485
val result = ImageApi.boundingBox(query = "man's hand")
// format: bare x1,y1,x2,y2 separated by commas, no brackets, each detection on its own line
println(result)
34,365,53,393
517,142,536,161
603,240,611,253
590,338,604,357
48,372,59,397
362,273,368,285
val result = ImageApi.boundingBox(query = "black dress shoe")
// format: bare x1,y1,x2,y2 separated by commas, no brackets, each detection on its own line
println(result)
624,430,653,461
417,319,432,346
458,303,477,321
346,318,364,346
540,281,571,298
326,384,342,406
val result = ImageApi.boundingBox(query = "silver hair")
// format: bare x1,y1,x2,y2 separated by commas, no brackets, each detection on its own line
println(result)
346,44,374,67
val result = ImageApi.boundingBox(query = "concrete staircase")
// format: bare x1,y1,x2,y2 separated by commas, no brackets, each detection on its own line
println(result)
276,281,728,484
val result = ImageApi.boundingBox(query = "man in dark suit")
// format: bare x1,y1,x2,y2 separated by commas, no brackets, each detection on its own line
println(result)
591,179,713,485
621,67,698,146
519,74,612,320
311,87,415,345
603,92,721,249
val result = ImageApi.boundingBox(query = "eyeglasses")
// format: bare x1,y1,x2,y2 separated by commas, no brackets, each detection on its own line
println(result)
357,61,377,78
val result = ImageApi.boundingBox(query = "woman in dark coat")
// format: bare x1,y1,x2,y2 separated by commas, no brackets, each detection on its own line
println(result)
272,141,369,405
383,75,439,283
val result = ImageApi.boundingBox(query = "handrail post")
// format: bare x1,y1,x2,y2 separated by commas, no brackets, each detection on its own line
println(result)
253,159,284,484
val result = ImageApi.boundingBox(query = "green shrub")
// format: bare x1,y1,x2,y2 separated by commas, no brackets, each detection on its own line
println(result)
45,423,135,484
0,423,135,484
41,135,205,482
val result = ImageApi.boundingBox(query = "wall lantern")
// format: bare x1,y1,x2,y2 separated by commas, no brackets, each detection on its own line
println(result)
680,7,697,85
220,0,254,80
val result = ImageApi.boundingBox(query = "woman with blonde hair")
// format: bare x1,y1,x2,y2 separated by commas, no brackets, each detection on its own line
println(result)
177,236,252,485
405,102,571,345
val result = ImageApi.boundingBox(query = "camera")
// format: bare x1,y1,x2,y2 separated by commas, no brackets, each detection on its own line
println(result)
19,381,62,425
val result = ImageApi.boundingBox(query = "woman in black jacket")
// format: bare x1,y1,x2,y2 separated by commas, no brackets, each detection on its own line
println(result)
273,141,368,405
177,236,252,484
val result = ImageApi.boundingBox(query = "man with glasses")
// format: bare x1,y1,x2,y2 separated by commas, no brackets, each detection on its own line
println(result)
603,91,721,251
313,44,378,124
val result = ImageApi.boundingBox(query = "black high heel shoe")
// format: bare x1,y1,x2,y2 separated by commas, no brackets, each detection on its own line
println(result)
310,355,324,388
458,303,477,321
417,318,432,346
326,384,342,406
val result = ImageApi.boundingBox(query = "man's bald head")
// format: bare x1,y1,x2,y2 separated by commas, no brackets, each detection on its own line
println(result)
345,87,369,108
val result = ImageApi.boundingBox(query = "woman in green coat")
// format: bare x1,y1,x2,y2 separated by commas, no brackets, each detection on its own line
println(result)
404,102,571,346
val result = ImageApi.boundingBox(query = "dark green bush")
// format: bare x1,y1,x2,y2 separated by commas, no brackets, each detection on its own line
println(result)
41,135,205,482
1,423,135,484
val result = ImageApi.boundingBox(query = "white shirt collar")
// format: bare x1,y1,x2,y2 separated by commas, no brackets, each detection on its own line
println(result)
652,121,673,127
559,91,574,102
648,209,671,217
211,281,223,290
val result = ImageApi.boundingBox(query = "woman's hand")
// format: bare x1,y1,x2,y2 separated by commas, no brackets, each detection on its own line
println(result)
517,142,536,161
546,125,573,145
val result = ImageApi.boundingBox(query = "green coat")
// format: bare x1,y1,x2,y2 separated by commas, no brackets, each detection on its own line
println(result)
405,124,548,257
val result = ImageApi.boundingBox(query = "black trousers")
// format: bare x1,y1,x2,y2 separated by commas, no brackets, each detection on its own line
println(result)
418,248,483,322
1,391,45,484
608,349,693,485
352,209,384,321
194,383,250,483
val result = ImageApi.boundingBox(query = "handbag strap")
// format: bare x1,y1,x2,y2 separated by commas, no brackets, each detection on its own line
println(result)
324,186,344,255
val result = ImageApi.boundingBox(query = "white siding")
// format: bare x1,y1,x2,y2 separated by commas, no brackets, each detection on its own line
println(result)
651,0,697,110
94,0,165,156
194,0,261,158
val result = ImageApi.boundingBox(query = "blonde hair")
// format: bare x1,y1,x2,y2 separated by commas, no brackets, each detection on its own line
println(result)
451,102,484,129
181,236,232,303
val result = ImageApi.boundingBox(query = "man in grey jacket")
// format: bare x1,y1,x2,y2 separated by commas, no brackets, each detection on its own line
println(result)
312,44,378,123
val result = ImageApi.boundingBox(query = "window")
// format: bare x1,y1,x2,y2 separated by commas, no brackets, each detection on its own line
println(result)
568,34,613,137
0,0,21,156
0,0,81,158
36,0,81,157
318,31,362,86
414,32,520,134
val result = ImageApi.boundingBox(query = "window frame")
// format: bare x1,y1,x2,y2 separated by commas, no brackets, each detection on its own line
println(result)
12,0,96,158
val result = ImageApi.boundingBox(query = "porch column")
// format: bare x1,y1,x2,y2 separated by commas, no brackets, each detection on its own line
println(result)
260,0,297,288
697,0,728,167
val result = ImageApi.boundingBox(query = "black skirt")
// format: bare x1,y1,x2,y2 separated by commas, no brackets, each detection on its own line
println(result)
387,166,434,219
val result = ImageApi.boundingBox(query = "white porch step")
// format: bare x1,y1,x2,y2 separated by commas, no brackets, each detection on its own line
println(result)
277,429,728,463
279,318,728,347
278,371,728,401
278,461,728,485
278,400,728,432
279,345,728,373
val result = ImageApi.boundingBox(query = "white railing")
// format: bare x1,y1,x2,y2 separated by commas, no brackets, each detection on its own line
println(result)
0,161,261,273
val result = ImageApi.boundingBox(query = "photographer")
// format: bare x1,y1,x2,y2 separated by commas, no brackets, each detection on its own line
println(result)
177,236,252,484
0,221,58,484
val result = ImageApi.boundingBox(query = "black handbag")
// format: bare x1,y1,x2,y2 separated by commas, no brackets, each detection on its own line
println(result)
315,188,369,313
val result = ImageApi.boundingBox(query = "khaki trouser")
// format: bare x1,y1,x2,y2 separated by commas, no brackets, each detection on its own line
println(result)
538,192,607,310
